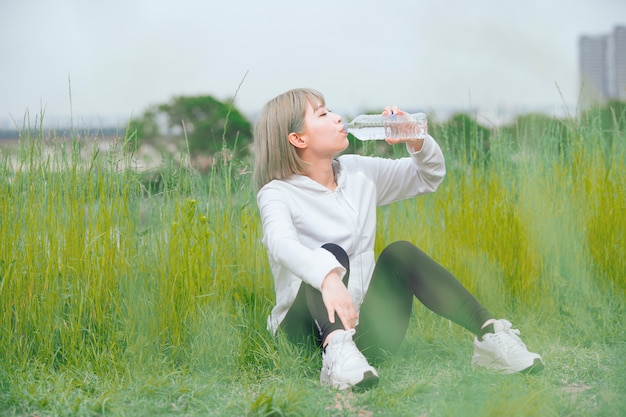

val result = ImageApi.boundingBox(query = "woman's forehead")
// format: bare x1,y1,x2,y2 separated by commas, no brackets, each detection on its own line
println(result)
307,98,324,111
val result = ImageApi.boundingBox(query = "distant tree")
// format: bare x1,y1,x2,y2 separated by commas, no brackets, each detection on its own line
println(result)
126,107,160,152
127,95,252,159
501,113,568,155
576,100,626,164
431,113,491,167
593,100,626,133
158,95,252,158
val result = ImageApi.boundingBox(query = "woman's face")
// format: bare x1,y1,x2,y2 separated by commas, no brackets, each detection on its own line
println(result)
298,100,349,158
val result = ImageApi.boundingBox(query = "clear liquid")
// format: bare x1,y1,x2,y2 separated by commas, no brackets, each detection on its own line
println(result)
347,113,427,141
347,125,387,141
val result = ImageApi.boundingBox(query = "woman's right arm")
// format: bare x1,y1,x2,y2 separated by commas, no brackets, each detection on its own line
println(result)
257,185,345,292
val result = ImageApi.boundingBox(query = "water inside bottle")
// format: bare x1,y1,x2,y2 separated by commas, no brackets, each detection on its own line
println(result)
385,113,427,140
346,112,427,140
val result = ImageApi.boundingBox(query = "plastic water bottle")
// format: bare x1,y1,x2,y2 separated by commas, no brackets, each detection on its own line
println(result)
346,112,428,141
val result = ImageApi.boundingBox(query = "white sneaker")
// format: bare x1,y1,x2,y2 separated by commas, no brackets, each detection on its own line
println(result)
472,319,544,374
320,329,379,390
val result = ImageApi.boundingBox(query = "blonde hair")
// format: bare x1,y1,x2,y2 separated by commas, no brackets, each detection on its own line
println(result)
252,88,326,192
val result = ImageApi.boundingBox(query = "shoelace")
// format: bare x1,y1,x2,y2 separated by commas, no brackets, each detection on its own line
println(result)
490,325,528,353
327,329,363,374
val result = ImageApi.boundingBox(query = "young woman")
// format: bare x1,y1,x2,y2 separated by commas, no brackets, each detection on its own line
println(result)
253,88,543,390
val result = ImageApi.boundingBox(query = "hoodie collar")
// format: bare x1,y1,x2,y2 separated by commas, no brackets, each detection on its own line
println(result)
285,158,344,192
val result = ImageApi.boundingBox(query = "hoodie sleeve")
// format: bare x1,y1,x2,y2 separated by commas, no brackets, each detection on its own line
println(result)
342,134,446,206
257,184,345,291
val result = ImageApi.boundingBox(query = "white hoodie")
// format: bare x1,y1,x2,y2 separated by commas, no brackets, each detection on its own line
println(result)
257,136,446,334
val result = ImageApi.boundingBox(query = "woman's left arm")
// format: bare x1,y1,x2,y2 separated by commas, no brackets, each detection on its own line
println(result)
363,134,446,206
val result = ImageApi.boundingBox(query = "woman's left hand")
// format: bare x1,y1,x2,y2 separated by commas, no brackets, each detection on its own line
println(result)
382,105,425,151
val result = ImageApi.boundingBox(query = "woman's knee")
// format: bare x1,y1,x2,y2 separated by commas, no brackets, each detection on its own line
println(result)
384,240,415,251
378,240,431,274
380,240,422,259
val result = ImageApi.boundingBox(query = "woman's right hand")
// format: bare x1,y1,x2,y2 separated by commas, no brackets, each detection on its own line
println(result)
321,269,358,330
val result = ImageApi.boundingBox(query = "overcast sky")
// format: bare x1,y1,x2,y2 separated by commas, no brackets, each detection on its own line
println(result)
1,0,624,127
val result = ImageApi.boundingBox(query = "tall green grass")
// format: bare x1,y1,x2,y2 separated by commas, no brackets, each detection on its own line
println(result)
0,108,624,416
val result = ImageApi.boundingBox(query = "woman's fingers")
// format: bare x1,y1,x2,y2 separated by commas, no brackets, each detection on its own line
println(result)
325,297,357,329
322,272,358,329
336,303,357,329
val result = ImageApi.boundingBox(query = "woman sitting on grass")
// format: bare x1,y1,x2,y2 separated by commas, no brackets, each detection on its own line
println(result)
253,88,544,390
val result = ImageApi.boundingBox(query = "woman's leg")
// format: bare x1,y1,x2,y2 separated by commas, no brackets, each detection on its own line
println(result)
280,243,349,348
356,240,494,363
280,243,380,389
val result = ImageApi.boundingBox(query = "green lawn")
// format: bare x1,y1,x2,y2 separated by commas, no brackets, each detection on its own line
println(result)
0,110,624,416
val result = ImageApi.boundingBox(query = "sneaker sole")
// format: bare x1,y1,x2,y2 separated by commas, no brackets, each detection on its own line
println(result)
353,371,379,391
520,358,545,374
472,355,545,374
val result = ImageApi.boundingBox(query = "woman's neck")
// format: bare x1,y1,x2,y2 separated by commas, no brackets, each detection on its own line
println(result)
304,159,336,191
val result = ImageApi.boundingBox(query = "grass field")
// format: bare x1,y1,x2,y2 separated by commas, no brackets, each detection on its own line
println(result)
0,108,625,416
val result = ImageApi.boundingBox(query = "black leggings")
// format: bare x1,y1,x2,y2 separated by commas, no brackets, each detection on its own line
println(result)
280,241,494,363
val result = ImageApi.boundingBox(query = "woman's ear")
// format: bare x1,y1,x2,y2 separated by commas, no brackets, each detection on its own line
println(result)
288,132,307,149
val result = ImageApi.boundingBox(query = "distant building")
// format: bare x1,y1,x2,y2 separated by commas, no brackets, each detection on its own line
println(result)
615,26,626,101
579,25,626,104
